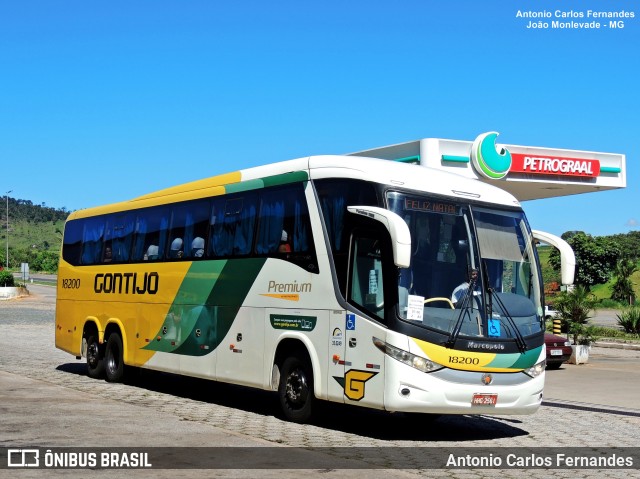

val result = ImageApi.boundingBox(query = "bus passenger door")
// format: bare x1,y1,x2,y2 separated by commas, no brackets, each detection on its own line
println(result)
342,232,389,410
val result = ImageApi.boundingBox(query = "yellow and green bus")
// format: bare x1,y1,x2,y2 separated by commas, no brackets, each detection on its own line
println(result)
56,154,566,422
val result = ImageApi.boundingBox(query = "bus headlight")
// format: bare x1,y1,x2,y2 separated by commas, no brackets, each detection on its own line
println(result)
523,360,546,378
373,337,444,373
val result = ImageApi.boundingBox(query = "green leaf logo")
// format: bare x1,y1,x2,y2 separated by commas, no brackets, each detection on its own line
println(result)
471,132,512,179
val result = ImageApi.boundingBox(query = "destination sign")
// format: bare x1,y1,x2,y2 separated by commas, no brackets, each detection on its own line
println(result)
404,198,460,215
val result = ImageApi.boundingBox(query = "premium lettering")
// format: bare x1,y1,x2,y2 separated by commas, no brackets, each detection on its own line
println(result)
267,280,312,293
94,272,159,295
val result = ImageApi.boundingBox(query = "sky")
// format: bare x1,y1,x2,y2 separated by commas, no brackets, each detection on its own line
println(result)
1,0,638,237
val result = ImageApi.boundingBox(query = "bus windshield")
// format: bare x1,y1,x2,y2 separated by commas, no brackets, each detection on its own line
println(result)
387,192,543,341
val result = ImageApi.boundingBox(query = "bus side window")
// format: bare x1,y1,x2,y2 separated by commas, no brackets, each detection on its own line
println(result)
256,190,286,255
132,206,170,261
102,216,113,263
208,198,225,257
209,194,257,257
81,217,106,265
254,184,317,273
62,219,83,266
233,197,256,255
256,184,312,256
111,213,135,262
170,199,209,260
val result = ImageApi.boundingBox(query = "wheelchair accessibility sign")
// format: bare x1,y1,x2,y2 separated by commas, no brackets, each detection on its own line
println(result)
346,313,356,331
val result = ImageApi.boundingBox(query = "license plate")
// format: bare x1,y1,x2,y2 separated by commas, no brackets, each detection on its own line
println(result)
550,349,563,356
472,393,497,406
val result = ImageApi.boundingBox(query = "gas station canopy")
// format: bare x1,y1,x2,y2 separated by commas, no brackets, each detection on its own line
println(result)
349,132,626,201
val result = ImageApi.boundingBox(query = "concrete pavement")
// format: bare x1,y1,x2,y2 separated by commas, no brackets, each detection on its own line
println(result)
544,345,640,411
1,369,412,478
2,284,639,478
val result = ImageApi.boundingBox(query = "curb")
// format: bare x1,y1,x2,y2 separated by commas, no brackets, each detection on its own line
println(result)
594,341,640,351
0,286,30,300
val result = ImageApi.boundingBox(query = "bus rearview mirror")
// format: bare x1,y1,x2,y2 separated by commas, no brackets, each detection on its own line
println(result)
347,206,412,268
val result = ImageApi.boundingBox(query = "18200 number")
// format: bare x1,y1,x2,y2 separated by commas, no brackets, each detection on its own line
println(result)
62,278,81,289
449,356,480,366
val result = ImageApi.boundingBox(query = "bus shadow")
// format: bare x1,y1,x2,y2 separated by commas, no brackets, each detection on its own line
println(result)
312,402,528,441
57,362,87,375
56,362,279,418
56,363,528,442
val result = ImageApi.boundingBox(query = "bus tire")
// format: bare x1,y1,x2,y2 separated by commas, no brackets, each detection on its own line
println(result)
104,333,125,383
86,335,104,379
278,355,314,423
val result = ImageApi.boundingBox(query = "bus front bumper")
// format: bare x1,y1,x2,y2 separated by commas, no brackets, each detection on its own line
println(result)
384,363,544,415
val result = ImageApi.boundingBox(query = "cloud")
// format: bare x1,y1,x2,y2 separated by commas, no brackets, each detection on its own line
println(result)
625,218,639,228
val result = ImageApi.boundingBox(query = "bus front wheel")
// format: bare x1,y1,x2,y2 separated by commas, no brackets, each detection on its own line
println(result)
104,334,124,383
86,335,104,379
278,355,314,423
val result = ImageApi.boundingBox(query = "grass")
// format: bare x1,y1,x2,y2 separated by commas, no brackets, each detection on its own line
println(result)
590,326,640,341
3,218,64,251
590,268,640,305
537,245,640,308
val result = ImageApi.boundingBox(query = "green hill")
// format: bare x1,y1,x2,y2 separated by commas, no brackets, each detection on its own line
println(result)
9,218,66,251
0,197,69,271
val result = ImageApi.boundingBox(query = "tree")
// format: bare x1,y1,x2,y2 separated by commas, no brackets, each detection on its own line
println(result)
549,232,620,289
554,285,598,345
609,231,640,260
611,258,637,305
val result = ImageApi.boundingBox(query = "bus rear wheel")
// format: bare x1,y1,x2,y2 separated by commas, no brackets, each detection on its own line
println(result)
104,334,124,383
278,355,314,423
86,335,104,379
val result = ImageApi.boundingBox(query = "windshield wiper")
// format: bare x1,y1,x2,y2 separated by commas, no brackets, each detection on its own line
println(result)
480,263,527,353
445,271,478,349
488,288,527,353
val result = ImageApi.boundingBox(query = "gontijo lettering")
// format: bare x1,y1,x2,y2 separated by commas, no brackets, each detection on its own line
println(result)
94,272,159,294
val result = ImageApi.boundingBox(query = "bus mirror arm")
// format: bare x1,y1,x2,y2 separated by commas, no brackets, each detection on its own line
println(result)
347,206,412,268
532,230,575,286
